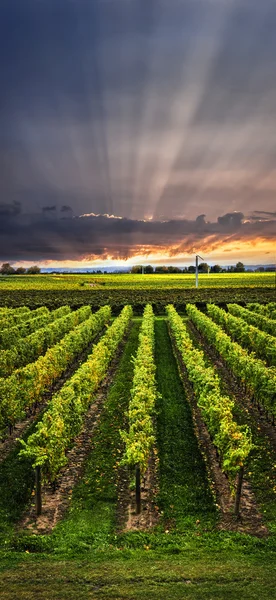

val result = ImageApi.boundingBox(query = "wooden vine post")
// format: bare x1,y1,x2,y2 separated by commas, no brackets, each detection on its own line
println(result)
234,465,244,517
135,464,141,514
35,465,42,516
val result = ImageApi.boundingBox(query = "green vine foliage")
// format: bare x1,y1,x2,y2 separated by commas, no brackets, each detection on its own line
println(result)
121,304,158,475
0,306,31,328
207,304,276,367
228,304,276,337
247,302,276,320
0,306,111,434
0,306,71,349
167,305,252,481
19,305,133,483
0,306,91,377
187,304,276,418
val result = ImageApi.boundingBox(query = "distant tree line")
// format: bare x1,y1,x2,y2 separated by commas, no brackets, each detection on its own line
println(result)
0,261,274,276
130,262,247,274
0,263,41,275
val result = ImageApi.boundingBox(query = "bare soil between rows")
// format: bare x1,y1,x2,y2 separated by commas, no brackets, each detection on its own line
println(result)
117,447,160,532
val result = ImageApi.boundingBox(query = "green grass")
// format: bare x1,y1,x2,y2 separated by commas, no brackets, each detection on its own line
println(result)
154,319,217,532
1,546,276,599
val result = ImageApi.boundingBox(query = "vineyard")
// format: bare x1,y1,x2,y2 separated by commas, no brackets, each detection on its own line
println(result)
0,299,276,597
0,272,275,311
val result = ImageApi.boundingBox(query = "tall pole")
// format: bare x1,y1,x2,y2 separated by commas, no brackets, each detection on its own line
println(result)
195,255,204,288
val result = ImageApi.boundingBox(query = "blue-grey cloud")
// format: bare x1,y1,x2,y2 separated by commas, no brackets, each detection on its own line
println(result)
0,0,276,260
0,209,274,262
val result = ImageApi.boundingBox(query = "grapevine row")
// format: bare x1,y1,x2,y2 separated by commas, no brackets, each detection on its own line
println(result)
121,305,157,512
228,304,276,337
0,306,71,349
0,306,48,332
167,305,252,483
247,302,276,320
19,305,133,488
0,306,111,436
207,304,276,367
0,306,31,328
0,306,29,314
0,306,91,377
186,304,276,418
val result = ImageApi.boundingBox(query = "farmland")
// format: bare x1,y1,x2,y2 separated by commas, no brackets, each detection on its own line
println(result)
0,272,275,310
0,294,276,599
0,271,275,289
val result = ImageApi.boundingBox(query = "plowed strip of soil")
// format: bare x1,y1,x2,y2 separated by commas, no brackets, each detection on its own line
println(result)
121,448,159,532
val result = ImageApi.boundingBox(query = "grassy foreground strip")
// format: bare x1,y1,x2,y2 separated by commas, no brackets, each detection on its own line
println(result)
187,304,276,419
154,319,216,531
0,306,71,349
167,305,252,505
121,304,157,513
20,305,133,488
0,306,90,377
0,306,110,436
1,552,276,600
207,304,276,367
228,303,276,337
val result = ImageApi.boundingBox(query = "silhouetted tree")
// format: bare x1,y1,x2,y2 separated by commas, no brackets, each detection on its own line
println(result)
198,262,209,273
168,266,181,273
26,265,41,274
144,265,154,273
211,264,222,273
131,265,142,274
235,262,245,272
15,267,26,274
0,263,15,275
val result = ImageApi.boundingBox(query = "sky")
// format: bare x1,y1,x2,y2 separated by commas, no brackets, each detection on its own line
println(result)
0,0,276,268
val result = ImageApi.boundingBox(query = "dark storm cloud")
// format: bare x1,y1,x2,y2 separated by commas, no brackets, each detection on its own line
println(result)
0,0,276,258
0,211,274,262
253,211,276,217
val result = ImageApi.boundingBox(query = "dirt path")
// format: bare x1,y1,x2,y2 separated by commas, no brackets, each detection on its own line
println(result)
119,448,160,532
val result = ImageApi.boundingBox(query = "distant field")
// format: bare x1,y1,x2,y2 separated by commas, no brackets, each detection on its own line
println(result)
0,271,275,289
0,272,275,309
